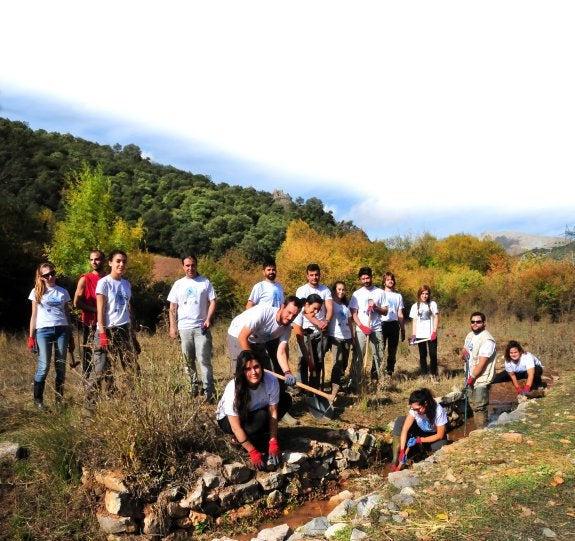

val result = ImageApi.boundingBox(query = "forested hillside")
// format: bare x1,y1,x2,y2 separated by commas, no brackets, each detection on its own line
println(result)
0,117,358,259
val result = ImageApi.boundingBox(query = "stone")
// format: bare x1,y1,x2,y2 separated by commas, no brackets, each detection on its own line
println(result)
180,479,206,509
266,490,285,508
0,441,26,461
501,432,524,444
350,528,368,540
254,523,291,541
327,498,354,522
355,494,382,517
300,516,329,536
96,512,138,534
202,471,226,489
142,503,168,536
224,462,252,484
387,470,421,489
542,528,557,538
104,490,141,517
94,469,128,493
325,522,348,539
256,471,285,491
284,451,307,464
219,480,260,509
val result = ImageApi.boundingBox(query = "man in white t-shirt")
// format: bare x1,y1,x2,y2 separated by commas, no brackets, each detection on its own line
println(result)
227,296,303,384
295,264,333,389
349,267,388,389
168,254,217,401
246,258,285,370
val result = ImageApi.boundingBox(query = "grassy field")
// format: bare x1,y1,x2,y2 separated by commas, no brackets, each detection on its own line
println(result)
0,314,573,540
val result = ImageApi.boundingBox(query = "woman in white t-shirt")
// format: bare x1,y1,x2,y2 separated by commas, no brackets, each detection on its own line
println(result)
28,262,74,409
409,285,440,377
216,350,291,470
327,281,353,398
492,340,544,394
391,388,448,470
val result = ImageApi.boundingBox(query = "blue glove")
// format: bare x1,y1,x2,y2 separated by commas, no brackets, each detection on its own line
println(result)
407,437,421,448
398,449,407,465
283,371,296,387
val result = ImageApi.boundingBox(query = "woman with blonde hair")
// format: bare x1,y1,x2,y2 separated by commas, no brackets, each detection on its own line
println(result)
28,262,74,409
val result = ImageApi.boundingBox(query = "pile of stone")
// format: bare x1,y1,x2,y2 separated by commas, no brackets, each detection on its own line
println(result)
88,427,379,538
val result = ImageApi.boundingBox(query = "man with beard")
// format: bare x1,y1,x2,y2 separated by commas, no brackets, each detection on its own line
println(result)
461,311,497,428
246,258,285,369
73,250,106,378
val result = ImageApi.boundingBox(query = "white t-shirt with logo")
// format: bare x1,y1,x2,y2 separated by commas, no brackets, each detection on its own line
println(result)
167,275,217,329
409,402,448,432
29,286,70,328
96,275,132,328
228,305,291,344
248,281,284,308
295,283,332,330
349,286,387,331
409,301,439,339
329,301,352,340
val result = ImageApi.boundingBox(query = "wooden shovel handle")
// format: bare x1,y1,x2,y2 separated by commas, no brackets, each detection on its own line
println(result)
264,369,332,400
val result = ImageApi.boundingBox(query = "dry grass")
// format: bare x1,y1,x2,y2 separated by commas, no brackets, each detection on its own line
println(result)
0,314,573,540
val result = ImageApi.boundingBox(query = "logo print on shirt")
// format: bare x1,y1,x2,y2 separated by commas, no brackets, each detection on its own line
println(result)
184,287,198,305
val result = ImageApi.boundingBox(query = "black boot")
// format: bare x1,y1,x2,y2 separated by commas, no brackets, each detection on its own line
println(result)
33,381,45,410
55,380,64,407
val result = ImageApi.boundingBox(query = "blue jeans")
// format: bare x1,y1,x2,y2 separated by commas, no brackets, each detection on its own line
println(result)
35,325,69,385
180,327,214,397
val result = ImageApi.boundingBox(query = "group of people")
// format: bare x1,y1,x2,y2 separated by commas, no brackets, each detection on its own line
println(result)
27,253,543,472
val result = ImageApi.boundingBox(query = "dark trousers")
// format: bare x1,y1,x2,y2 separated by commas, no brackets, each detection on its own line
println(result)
492,365,543,388
381,321,400,374
217,392,292,452
418,339,438,376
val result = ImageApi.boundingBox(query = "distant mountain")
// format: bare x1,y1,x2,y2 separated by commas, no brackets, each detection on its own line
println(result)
480,231,571,256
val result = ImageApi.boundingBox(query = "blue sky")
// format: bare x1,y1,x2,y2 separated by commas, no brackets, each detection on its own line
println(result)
2,1,573,241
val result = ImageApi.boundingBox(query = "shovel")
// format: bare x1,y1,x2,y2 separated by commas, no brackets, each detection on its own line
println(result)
264,369,337,420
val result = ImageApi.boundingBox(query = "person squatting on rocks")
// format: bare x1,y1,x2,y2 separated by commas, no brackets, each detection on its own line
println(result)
295,264,333,389
73,250,105,380
349,267,388,388
85,250,140,411
167,254,217,402
461,311,497,428
409,284,440,377
380,271,406,377
292,294,325,393
327,281,354,399
216,350,291,470
391,388,448,471
492,339,544,395
28,262,74,409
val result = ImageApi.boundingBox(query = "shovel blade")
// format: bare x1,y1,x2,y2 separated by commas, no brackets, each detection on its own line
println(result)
305,394,337,420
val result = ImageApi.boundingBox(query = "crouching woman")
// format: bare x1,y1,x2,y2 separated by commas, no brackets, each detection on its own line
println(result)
216,350,292,470
391,388,448,470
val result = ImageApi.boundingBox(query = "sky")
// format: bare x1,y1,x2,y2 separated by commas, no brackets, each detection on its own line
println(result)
1,1,574,242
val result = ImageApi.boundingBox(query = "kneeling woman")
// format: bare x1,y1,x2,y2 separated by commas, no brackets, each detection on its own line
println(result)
392,388,448,470
216,350,292,470
492,340,543,394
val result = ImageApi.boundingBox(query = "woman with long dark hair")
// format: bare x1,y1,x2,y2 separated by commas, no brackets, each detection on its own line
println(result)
409,285,440,377
327,281,353,397
28,262,74,409
391,387,448,470
492,340,544,394
216,350,292,470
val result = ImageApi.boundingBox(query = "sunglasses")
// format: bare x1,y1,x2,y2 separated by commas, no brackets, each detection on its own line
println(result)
42,270,56,279
470,319,484,324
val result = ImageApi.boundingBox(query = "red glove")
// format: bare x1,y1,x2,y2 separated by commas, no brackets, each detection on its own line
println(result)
398,449,407,465
99,332,109,348
367,304,374,313
268,438,281,466
461,348,470,361
68,334,75,353
430,331,437,341
522,385,531,394
410,335,416,344
466,376,474,388
515,386,522,394
249,448,264,470
359,325,371,335
28,336,36,352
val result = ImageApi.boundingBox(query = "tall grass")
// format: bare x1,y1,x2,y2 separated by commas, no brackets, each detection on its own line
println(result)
1,315,573,539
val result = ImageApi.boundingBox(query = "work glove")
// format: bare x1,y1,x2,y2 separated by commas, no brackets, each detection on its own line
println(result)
461,348,470,361
515,386,523,394
367,304,374,313
407,437,422,448
249,448,265,470
399,449,407,465
68,334,75,353
522,385,531,395
283,371,296,386
359,324,371,335
466,376,475,388
410,335,416,345
430,331,437,341
400,329,405,341
28,336,36,353
99,332,109,348
268,438,281,466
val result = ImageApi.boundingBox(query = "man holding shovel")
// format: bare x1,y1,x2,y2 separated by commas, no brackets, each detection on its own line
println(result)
349,267,388,390
461,311,497,428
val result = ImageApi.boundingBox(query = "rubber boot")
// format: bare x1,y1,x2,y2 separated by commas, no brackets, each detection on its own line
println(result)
33,381,45,410
55,380,64,407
